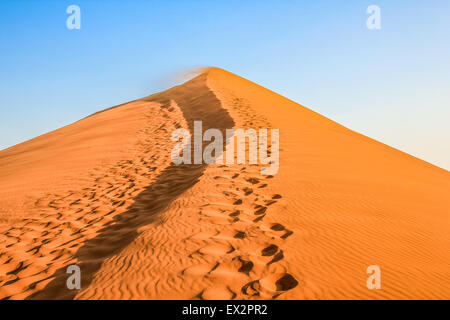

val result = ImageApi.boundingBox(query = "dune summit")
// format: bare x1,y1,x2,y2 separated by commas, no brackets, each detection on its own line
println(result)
0,68,449,300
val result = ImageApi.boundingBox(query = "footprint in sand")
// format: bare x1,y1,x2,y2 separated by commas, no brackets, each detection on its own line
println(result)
267,223,294,240
242,273,299,299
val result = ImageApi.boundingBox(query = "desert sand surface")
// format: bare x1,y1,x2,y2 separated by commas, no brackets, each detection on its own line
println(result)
0,68,449,300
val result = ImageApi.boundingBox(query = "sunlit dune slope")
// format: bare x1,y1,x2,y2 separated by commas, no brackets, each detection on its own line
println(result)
207,68,450,299
0,68,448,300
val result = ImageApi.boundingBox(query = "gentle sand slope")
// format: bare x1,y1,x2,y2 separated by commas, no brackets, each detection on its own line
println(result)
0,68,449,299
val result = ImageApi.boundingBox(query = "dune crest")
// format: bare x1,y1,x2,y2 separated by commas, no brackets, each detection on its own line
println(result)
0,68,449,300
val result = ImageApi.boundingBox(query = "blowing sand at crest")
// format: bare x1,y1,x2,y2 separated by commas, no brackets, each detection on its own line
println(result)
0,68,449,300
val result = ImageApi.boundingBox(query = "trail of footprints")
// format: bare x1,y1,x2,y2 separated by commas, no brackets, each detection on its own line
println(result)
0,96,298,300
0,101,183,299
187,170,297,299
183,97,298,300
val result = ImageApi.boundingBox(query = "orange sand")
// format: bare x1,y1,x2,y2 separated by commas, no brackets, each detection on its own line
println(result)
0,68,449,300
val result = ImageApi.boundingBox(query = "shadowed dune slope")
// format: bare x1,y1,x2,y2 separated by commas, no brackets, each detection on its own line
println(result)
0,68,449,300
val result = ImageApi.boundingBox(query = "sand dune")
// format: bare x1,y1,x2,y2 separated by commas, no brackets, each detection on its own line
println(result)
0,68,449,300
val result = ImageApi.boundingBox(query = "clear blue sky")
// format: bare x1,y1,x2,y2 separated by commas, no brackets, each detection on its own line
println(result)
1,0,449,169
